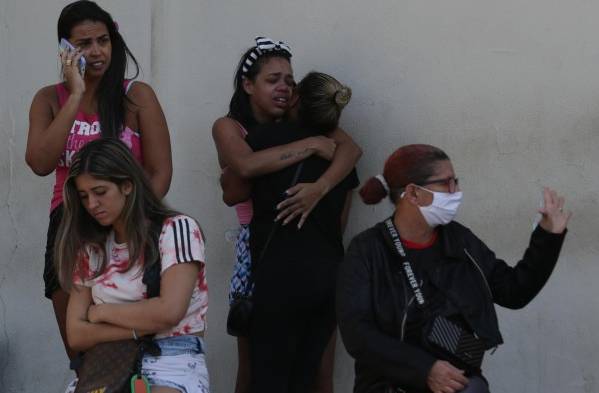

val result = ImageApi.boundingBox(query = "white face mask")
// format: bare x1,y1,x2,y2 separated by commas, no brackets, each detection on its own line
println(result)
416,186,463,227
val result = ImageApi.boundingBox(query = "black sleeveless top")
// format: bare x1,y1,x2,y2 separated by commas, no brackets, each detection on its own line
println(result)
246,121,359,265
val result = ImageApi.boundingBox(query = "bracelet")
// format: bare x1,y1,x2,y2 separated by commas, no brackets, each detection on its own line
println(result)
132,328,139,341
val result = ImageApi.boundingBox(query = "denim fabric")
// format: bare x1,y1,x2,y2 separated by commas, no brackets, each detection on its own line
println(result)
152,335,204,356
229,225,253,304
142,335,209,393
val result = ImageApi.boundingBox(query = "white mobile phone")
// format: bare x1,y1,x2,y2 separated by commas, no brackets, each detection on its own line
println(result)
59,38,86,75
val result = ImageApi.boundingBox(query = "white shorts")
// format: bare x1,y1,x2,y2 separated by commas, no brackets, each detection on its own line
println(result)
141,335,210,393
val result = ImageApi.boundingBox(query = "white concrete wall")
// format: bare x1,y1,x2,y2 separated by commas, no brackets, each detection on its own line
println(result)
1,0,597,392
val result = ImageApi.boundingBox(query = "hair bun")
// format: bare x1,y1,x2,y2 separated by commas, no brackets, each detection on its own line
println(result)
359,176,388,205
334,86,352,108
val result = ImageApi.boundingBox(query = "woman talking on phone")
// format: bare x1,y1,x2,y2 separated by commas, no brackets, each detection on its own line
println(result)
25,0,172,363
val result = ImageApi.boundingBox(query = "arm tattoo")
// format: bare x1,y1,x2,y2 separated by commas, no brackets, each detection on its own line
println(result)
280,148,310,161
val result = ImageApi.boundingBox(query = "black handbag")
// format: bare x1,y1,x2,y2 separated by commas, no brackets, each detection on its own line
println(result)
379,218,487,369
425,315,486,369
227,294,254,337
226,162,304,337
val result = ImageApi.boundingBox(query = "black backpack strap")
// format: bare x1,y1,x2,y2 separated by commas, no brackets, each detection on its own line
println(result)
142,220,164,298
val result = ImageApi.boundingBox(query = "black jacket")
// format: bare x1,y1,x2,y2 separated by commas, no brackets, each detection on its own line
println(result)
336,219,566,393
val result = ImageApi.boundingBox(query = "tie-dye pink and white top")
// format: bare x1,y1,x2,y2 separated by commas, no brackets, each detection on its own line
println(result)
50,81,143,212
73,215,208,338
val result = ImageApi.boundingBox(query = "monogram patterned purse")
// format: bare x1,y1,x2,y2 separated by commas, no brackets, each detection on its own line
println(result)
74,339,144,393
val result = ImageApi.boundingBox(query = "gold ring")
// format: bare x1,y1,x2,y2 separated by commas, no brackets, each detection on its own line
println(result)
65,59,72,66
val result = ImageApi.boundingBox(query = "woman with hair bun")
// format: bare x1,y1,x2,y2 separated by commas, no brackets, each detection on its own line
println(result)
213,37,362,393
338,144,570,393
242,70,358,393
223,71,355,220
295,71,352,136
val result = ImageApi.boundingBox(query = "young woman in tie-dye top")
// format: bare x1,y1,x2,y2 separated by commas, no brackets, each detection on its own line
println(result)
55,138,208,393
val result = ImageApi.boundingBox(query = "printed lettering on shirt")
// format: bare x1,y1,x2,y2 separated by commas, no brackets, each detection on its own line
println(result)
59,149,76,167
78,121,90,136
71,120,81,135
90,121,101,135
65,137,87,152
58,120,102,167
70,120,100,136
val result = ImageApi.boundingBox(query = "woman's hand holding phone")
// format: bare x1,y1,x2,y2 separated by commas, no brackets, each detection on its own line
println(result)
59,40,86,96
59,38,86,75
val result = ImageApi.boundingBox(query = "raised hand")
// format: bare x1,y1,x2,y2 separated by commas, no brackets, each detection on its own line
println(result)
538,187,571,234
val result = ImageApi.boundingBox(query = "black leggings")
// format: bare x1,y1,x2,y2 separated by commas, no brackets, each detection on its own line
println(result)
249,257,336,393
43,205,63,298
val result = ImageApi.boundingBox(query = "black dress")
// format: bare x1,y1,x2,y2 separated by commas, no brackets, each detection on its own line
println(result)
246,121,359,393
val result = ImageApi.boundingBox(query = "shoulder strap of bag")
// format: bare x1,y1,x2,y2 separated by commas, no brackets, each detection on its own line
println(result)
142,220,164,299
250,161,305,279
377,217,427,308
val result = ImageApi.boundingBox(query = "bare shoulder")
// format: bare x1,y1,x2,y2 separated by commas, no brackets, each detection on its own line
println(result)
126,81,158,105
30,84,60,117
213,116,236,128
33,84,59,106
212,116,240,136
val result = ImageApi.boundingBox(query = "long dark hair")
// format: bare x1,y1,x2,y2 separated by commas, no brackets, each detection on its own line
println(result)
55,138,180,292
57,0,140,138
228,47,291,128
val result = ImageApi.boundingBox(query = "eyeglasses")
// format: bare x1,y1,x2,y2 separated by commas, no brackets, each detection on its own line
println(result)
417,177,459,193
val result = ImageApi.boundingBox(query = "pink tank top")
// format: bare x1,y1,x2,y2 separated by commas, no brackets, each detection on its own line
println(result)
50,81,143,212
233,122,253,225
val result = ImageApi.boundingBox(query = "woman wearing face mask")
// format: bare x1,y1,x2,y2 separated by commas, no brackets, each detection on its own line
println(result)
336,144,570,393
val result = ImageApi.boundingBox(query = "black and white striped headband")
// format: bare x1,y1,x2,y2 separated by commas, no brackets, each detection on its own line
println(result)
241,36,292,75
